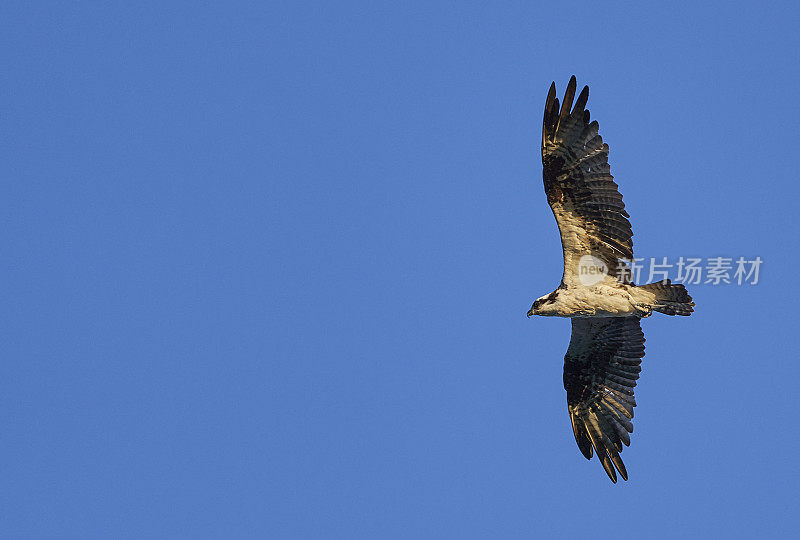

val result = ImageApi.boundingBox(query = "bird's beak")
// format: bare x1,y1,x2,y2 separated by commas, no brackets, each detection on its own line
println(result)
527,307,534,318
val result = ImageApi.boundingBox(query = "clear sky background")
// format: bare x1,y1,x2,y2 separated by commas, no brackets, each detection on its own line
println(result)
3,1,799,537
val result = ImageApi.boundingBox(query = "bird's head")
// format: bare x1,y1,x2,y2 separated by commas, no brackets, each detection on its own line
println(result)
527,291,559,317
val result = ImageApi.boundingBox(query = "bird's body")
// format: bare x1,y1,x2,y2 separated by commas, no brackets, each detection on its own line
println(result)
528,76,694,483
530,281,657,318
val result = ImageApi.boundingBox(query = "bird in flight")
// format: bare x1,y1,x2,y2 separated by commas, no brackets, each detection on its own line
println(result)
527,76,695,483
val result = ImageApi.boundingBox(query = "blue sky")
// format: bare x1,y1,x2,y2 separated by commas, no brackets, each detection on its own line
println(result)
3,1,799,537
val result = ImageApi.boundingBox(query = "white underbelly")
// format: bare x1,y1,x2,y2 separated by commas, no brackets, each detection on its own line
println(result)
557,284,640,317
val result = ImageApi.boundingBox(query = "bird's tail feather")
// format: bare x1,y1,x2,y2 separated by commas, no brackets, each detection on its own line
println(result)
640,279,694,316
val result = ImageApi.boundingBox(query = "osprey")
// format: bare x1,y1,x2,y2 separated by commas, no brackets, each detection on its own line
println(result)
528,76,694,483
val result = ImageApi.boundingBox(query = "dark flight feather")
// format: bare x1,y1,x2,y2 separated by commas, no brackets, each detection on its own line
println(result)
563,316,645,483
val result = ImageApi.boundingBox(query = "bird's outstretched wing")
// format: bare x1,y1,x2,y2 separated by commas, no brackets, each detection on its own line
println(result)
563,316,645,483
542,76,633,285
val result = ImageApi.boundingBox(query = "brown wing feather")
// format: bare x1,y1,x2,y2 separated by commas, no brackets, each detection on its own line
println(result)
542,76,634,285
563,316,645,483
